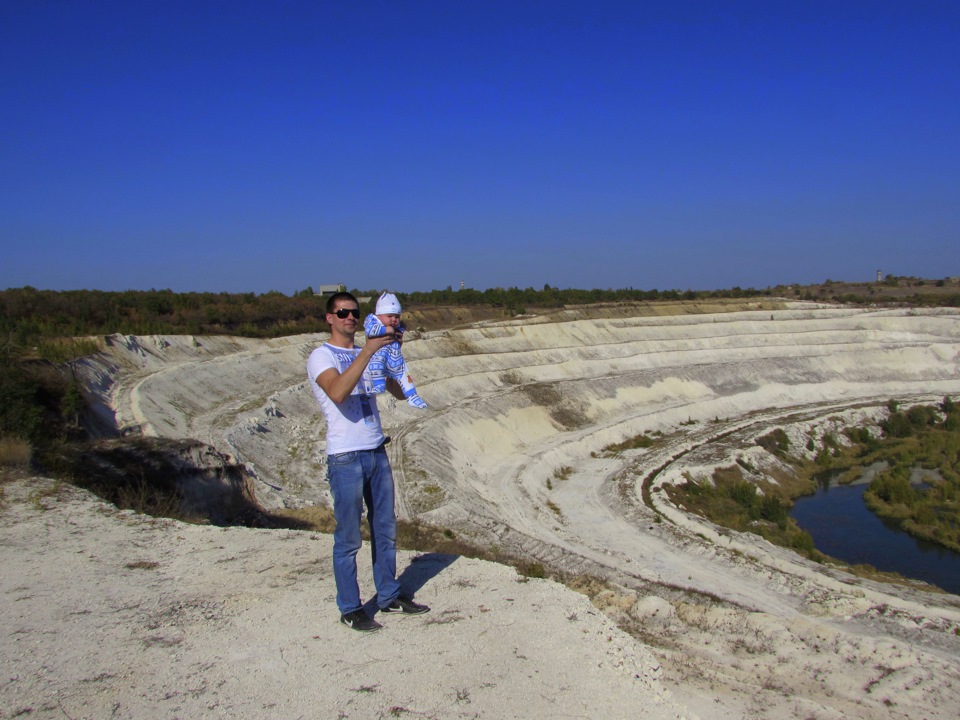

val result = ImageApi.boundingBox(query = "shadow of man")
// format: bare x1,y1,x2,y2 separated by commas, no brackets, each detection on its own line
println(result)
398,553,459,596
363,553,459,613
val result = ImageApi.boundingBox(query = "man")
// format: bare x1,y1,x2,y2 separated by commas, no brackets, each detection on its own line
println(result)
307,291,430,632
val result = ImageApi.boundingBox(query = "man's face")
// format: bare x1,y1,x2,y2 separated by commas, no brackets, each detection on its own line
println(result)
378,313,401,329
327,300,360,333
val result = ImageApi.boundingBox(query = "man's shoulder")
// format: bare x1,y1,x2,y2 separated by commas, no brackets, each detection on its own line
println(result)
310,343,360,360
312,342,359,353
309,343,354,368
307,344,330,361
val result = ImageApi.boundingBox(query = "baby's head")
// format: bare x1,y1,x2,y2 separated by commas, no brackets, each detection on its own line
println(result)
375,292,402,329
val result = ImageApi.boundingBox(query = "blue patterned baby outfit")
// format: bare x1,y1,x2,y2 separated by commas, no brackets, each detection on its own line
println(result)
363,314,428,409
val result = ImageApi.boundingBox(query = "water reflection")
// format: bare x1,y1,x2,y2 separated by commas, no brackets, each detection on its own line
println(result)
791,470,960,595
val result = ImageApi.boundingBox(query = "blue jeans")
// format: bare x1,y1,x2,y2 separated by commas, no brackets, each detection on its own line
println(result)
327,444,401,614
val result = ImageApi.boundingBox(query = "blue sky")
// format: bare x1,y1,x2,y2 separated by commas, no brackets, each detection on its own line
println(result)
1,1,958,294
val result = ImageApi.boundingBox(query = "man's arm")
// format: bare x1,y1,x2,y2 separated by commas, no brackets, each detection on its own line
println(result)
315,336,394,403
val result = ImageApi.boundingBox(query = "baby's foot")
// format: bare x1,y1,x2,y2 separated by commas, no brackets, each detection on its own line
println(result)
406,394,428,409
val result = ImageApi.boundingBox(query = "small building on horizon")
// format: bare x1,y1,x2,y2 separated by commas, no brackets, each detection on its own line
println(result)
316,283,346,296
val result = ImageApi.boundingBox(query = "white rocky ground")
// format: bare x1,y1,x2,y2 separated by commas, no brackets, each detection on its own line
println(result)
4,301,960,719
1,476,685,720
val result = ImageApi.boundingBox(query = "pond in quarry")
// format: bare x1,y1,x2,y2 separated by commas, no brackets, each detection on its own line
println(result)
790,473,960,595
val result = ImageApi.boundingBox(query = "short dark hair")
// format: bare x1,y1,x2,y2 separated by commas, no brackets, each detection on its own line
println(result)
325,291,359,315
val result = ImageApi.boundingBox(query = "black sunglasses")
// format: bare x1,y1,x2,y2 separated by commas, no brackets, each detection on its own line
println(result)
332,308,360,319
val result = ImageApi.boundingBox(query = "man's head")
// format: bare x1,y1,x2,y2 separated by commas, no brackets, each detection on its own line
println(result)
326,291,359,316
325,291,360,341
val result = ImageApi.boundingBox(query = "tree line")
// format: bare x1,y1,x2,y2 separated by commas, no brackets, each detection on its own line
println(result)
0,286,330,343
402,283,770,311
5,281,957,346
0,284,775,344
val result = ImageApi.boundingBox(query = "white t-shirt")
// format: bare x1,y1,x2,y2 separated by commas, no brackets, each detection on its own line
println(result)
306,343,386,455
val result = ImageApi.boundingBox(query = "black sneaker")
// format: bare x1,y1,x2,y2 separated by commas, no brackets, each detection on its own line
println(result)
340,609,382,632
381,596,430,615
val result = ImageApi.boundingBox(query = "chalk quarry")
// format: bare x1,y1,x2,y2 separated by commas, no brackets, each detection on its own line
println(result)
4,300,960,719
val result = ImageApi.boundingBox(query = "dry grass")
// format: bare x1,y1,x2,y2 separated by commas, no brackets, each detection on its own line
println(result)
444,335,479,357
125,560,161,570
0,437,32,468
27,479,69,510
602,432,658,455
277,507,567,585
520,382,589,429
273,505,338,534
499,370,524,385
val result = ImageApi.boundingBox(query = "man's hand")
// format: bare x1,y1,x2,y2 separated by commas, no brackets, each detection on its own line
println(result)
364,334,395,352
376,327,402,344
317,335,395,403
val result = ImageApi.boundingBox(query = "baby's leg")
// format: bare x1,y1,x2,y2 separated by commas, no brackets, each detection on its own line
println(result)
368,349,387,394
384,345,427,408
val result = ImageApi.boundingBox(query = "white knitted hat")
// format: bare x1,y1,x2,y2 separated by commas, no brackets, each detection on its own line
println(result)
375,292,402,315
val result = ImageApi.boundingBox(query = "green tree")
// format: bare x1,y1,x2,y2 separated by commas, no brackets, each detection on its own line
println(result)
0,342,44,442
870,473,916,507
882,411,913,438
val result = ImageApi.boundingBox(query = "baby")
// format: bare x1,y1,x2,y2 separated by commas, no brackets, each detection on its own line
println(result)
363,292,428,409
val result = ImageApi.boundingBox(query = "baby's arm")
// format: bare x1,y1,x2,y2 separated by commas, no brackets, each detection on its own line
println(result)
364,314,389,338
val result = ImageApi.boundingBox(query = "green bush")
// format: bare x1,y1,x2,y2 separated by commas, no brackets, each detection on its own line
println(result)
729,480,758,508
760,496,788,527
907,405,938,428
881,412,913,438
789,530,816,553
757,428,790,454
0,342,45,443
870,473,916,507
682,480,712,497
